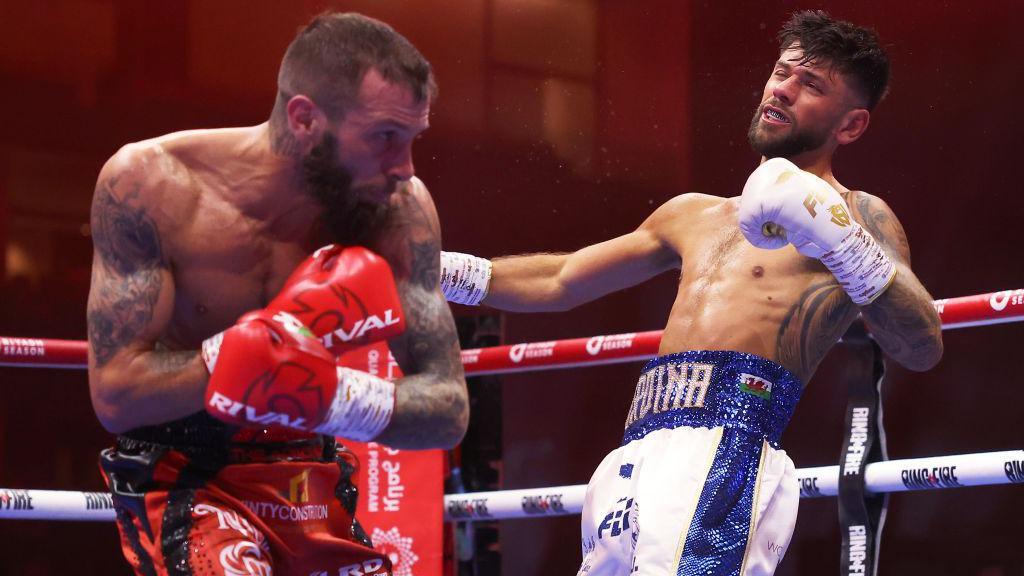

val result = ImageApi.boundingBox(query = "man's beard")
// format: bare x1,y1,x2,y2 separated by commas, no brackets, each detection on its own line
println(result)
747,102,829,159
303,133,390,245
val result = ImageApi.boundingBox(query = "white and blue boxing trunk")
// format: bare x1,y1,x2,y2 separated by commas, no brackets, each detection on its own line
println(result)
578,351,803,576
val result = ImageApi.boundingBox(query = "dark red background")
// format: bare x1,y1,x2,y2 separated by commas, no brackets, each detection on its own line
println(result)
0,1,1020,574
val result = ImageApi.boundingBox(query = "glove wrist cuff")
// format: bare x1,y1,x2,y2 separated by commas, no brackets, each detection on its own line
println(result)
201,332,225,373
315,367,396,441
821,223,897,305
441,251,492,306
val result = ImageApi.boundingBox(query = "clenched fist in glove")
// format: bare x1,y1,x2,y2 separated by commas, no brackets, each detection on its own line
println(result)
268,244,406,354
738,158,896,305
201,309,395,442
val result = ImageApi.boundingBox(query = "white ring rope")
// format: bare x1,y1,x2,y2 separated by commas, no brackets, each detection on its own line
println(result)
2,450,1019,522
444,450,1024,521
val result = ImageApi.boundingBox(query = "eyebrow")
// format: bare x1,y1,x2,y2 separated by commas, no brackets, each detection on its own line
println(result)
776,59,828,86
371,119,430,133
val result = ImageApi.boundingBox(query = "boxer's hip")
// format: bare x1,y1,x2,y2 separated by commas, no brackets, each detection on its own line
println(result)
622,350,803,448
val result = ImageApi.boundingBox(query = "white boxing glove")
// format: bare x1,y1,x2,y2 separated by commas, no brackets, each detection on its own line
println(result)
738,158,852,256
738,158,897,305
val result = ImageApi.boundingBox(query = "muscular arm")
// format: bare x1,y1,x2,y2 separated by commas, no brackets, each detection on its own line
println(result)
482,196,685,312
87,149,208,433
849,192,943,371
372,180,469,449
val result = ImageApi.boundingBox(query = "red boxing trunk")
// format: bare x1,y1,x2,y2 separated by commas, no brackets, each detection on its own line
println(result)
100,440,390,576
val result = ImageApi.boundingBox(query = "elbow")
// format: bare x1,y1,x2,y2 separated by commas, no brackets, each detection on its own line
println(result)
89,377,137,434
902,336,944,372
431,383,469,449
440,389,470,449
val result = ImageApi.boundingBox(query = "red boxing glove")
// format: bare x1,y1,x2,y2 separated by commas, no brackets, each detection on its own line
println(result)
202,310,338,431
202,310,397,441
269,245,406,354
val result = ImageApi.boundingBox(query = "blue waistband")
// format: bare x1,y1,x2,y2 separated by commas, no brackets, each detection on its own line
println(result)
622,350,803,448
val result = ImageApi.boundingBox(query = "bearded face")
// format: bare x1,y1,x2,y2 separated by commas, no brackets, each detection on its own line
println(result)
303,133,391,245
747,98,832,159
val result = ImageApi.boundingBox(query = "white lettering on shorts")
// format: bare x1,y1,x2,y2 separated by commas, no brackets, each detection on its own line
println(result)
219,541,272,576
193,503,269,553
625,363,714,428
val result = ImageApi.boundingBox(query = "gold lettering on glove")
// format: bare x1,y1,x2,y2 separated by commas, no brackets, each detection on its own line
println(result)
828,204,851,227
803,190,829,218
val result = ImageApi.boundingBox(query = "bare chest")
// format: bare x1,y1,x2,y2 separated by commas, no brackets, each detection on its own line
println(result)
160,213,317,348
659,204,854,379
676,211,821,288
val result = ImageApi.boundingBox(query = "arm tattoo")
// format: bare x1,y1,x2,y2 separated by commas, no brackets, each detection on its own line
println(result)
847,193,942,369
409,240,438,290
859,281,941,359
852,193,910,261
378,238,467,448
776,280,858,380
88,179,165,366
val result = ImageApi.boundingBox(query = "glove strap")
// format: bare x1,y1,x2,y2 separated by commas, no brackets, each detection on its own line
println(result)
440,251,492,306
316,367,396,441
821,223,897,305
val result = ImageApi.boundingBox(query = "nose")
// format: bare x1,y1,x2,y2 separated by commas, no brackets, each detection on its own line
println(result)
385,145,415,182
772,76,797,106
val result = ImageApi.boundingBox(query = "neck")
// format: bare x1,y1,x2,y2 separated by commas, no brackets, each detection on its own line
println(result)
762,148,837,184
241,123,322,239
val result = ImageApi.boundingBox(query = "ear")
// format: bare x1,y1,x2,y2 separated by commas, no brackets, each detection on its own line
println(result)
835,108,870,145
285,95,328,149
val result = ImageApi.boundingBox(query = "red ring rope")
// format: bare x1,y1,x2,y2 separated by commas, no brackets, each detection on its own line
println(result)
1,289,1020,373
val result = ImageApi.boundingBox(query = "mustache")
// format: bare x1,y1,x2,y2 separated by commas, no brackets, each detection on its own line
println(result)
758,98,791,117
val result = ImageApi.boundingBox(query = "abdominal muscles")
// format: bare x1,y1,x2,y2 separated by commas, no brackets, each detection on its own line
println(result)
659,238,855,381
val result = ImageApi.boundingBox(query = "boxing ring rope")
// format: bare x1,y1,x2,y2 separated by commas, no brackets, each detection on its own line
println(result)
1,289,1021,372
3,449,1021,522
0,288,1021,523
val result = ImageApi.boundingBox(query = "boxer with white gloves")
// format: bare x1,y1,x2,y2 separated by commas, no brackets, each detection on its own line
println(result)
441,12,942,576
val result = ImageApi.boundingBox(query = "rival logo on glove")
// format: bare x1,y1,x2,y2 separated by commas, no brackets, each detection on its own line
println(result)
207,391,311,429
321,309,401,349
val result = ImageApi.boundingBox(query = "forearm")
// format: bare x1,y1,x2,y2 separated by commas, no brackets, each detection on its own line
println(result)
374,374,468,449
860,264,943,371
89,348,209,433
483,253,573,312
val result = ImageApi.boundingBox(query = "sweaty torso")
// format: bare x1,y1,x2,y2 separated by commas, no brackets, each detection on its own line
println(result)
657,194,860,384
145,130,329,350
120,128,423,443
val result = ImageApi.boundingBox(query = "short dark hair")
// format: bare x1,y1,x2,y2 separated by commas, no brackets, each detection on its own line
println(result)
778,10,890,110
273,12,437,121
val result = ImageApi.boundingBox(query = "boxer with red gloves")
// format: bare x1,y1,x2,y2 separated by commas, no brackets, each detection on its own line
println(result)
87,13,466,575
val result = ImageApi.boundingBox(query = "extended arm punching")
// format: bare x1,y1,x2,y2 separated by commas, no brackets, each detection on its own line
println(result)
442,196,687,312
